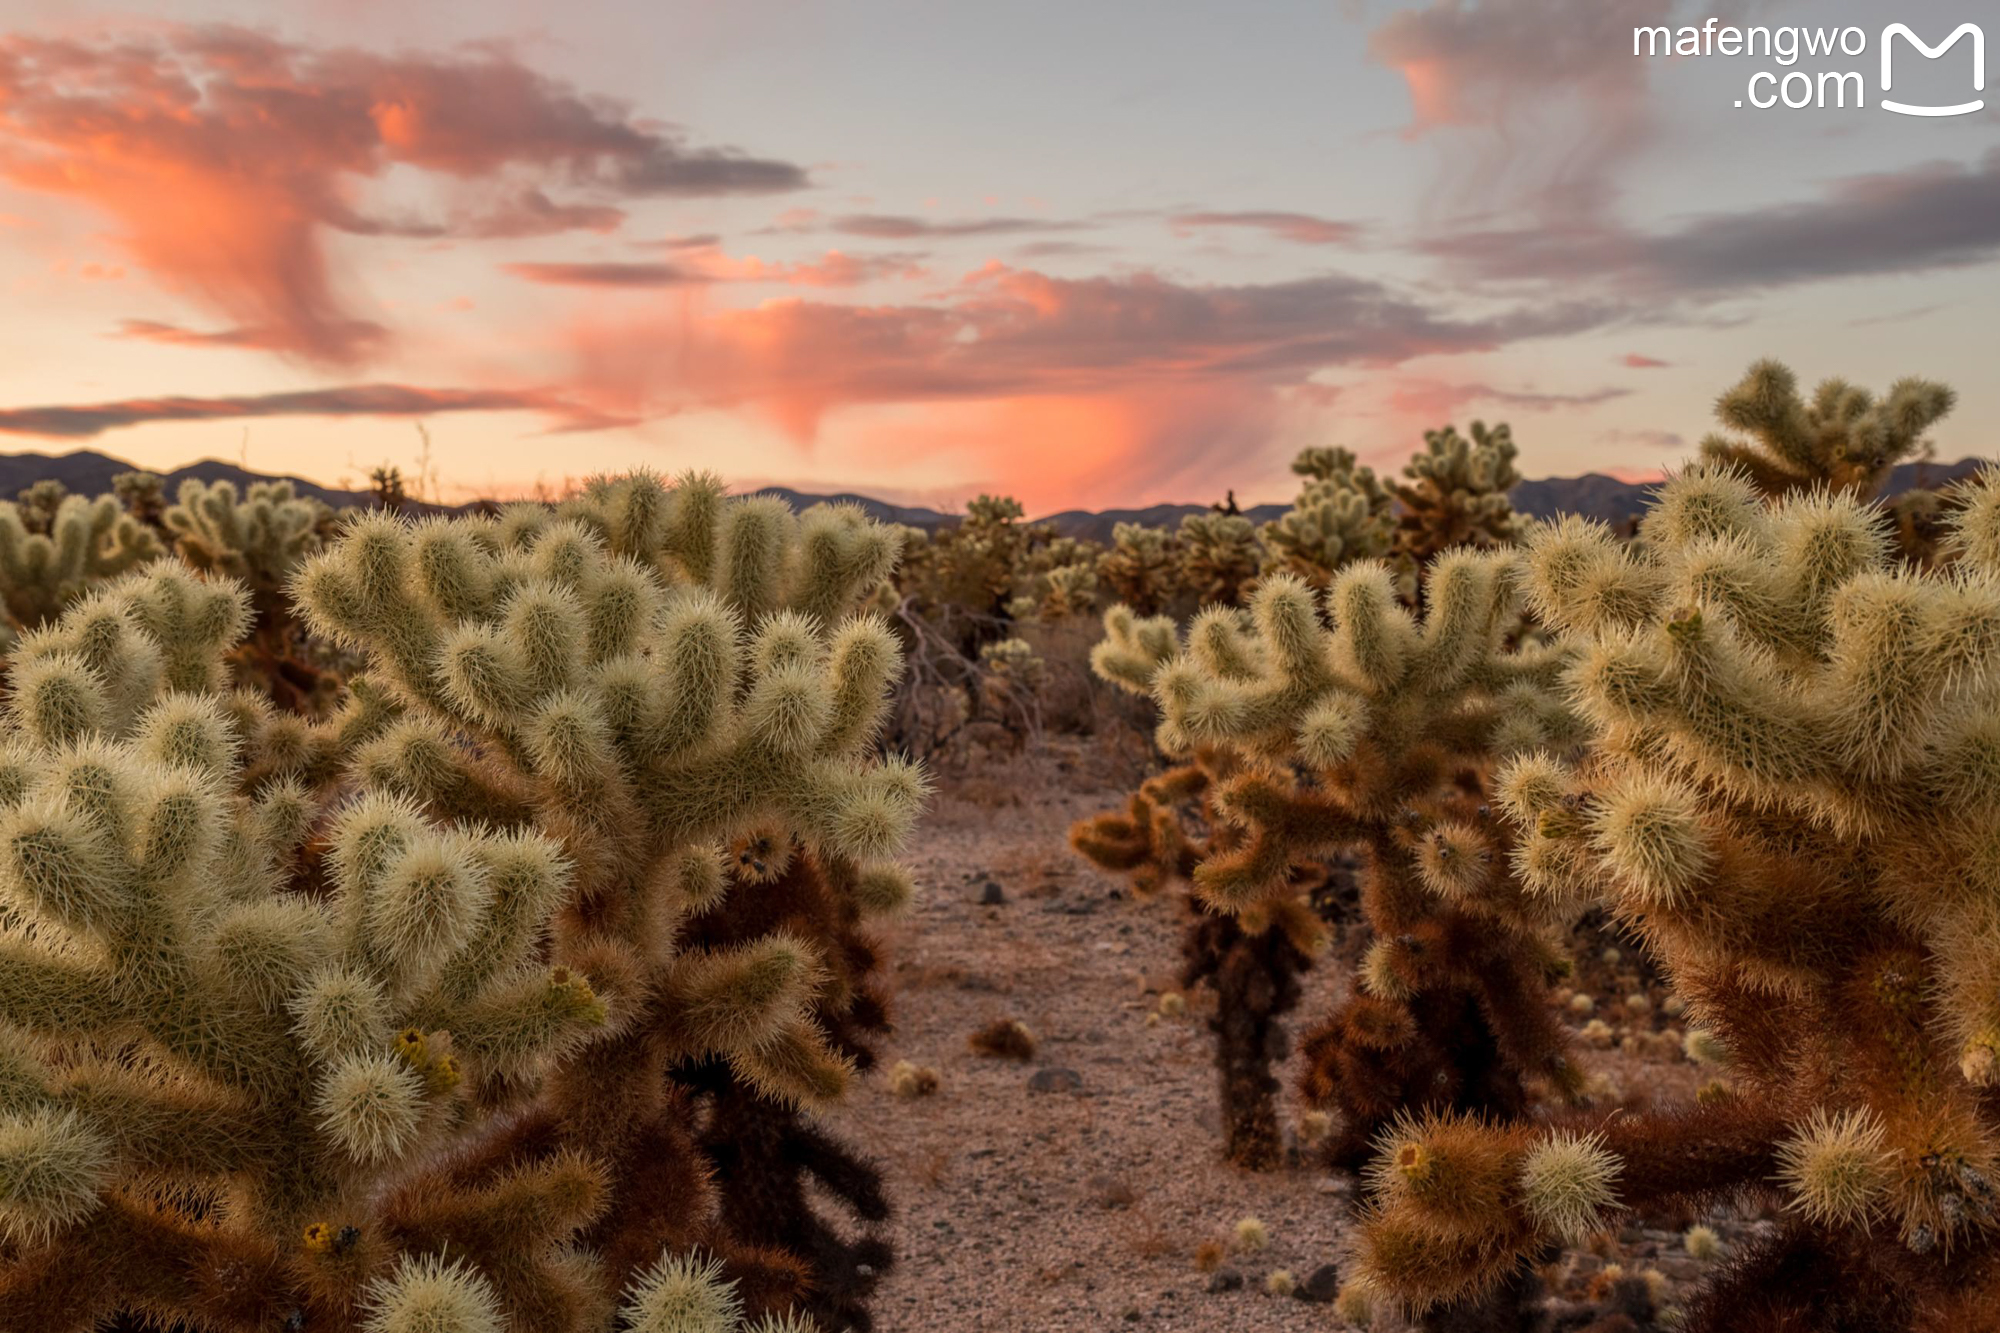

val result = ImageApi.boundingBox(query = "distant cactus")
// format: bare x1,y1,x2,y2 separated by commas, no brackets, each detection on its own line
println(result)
1177,510,1261,608
110,469,168,531
294,471,920,1329
1355,464,2000,1329
1098,522,1179,616
1012,534,1101,622
165,478,338,710
14,478,69,533
0,567,601,1330
1390,421,1522,571
1259,447,1393,589
1076,551,1585,1171
1698,358,1954,499
0,489,164,633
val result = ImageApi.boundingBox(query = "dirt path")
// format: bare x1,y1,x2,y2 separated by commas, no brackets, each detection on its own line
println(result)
844,751,1358,1333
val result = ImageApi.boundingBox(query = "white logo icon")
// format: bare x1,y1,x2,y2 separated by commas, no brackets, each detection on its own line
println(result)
1881,22,1985,117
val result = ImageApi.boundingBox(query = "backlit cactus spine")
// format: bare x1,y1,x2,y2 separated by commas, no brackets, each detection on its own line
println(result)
294,472,922,1329
0,569,604,1332
1356,465,2000,1331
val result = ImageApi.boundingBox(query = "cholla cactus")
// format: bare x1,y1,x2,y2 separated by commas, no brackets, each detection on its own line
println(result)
14,478,69,534
0,568,605,1330
1099,522,1179,616
111,470,168,531
1260,447,1394,589
0,489,164,633
166,478,330,595
1356,465,2000,1329
1698,359,1955,500
1390,421,1521,570
1080,548,1576,1160
293,472,922,1328
166,478,339,711
1075,554,1581,1168
1012,534,1102,622
1178,510,1261,608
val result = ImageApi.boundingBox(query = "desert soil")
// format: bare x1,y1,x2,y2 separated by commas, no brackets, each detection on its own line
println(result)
840,744,1734,1333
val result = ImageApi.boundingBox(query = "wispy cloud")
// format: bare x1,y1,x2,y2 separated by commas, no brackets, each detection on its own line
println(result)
1383,379,1633,420
1368,0,1676,215
501,262,701,288
1422,150,2000,298
0,384,616,438
1168,211,1362,246
765,210,1092,240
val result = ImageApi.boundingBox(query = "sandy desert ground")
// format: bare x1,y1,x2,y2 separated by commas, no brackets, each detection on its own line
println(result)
838,743,1744,1333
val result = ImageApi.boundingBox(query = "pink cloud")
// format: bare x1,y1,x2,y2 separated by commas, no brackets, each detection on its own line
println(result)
1384,378,1631,420
548,261,1608,499
1621,353,1671,368
0,27,806,364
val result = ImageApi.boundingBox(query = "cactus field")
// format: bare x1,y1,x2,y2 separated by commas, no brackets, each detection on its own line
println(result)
2,361,2000,1332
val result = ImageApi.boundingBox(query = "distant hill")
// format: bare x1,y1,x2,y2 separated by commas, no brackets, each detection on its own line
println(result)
1505,457,1990,531
0,449,390,511
1,448,1989,538
1032,502,1289,545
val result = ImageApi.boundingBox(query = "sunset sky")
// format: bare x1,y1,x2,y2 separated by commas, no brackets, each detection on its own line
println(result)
0,0,1992,512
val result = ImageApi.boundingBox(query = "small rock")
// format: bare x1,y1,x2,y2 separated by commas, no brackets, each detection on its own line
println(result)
1206,1269,1244,1294
978,880,1006,905
1295,1264,1341,1303
1028,1067,1084,1094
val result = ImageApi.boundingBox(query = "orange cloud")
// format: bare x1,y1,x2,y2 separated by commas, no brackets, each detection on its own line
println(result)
0,27,806,364
549,262,1609,502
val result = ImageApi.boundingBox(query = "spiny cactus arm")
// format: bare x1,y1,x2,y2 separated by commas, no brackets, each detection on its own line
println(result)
369,1153,614,1333
1358,1097,1792,1311
1069,767,1208,893
1162,576,1341,752
1192,771,1365,911
0,938,125,1033
792,504,903,625
352,718,537,826
0,1192,294,1333
1088,603,1181,695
